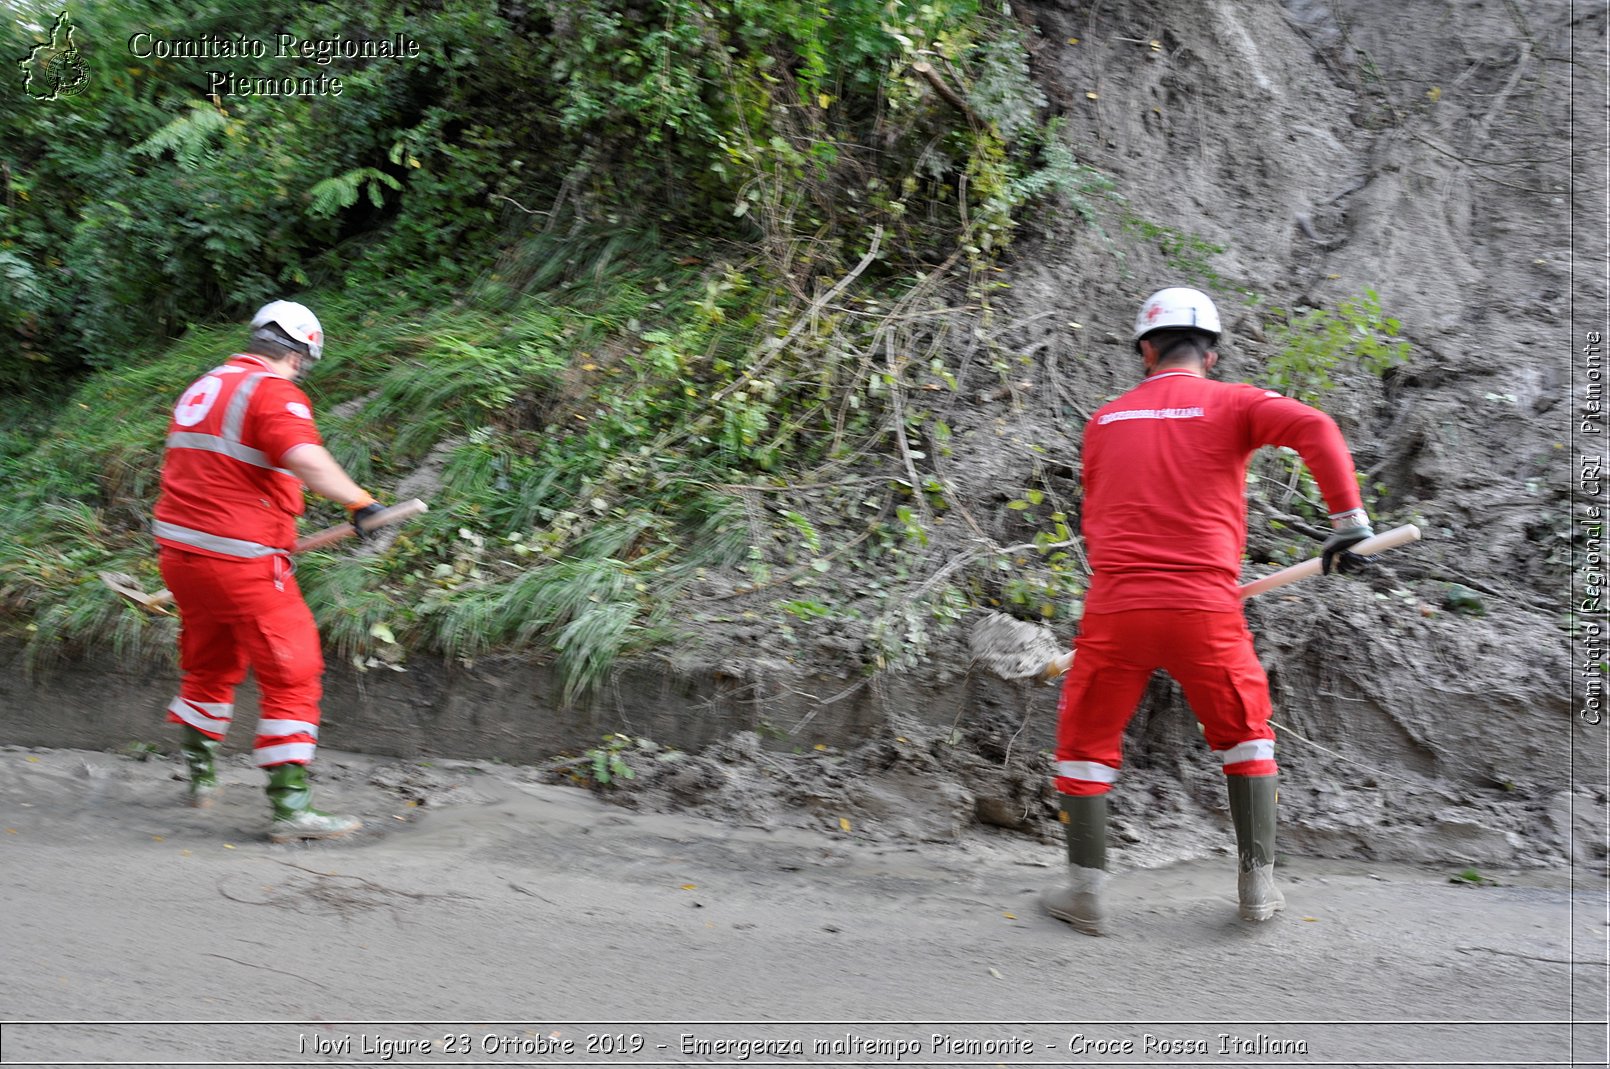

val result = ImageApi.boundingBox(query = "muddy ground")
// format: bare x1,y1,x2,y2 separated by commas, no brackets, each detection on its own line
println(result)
1,744,1606,1067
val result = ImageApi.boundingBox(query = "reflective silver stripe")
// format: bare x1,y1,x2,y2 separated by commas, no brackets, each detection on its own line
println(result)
182,697,232,719
255,719,319,740
1218,739,1276,766
152,520,284,559
168,696,232,732
221,372,267,443
254,741,316,766
1055,760,1119,783
166,432,294,476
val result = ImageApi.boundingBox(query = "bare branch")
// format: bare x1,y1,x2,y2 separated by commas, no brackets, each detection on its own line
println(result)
707,225,884,409
489,193,550,216
910,61,980,126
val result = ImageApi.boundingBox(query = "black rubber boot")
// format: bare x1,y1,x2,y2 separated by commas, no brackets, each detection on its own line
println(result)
1040,794,1108,935
180,726,222,808
1228,774,1285,921
265,763,360,843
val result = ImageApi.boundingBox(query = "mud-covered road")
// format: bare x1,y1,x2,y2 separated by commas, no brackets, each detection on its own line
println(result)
1,745,1604,1068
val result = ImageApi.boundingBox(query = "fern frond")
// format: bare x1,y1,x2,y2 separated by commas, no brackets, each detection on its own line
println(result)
133,102,228,171
308,168,403,218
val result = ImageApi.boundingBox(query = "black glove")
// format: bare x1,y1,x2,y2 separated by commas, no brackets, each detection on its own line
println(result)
349,501,387,541
1321,524,1374,575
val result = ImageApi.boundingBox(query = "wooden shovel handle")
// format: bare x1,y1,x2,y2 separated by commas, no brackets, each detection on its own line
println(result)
119,499,431,611
292,498,430,552
1041,524,1422,681
1236,523,1421,599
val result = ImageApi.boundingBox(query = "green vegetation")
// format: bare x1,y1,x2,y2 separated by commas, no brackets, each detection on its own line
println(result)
1247,289,1412,554
2,0,1117,695
995,491,1083,620
1264,289,1410,406
556,734,681,790
584,733,640,789
1443,583,1487,617
1121,217,1235,293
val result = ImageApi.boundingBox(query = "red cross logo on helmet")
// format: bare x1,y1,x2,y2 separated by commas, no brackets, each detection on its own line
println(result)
1132,287,1222,348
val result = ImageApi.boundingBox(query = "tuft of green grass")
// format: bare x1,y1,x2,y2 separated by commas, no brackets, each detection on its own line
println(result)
297,556,408,667
361,320,568,456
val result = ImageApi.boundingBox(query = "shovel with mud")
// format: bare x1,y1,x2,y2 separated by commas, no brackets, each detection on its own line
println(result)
100,571,176,615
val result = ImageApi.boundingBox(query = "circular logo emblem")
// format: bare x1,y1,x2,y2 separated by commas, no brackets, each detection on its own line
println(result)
286,401,311,420
46,49,87,97
174,376,223,427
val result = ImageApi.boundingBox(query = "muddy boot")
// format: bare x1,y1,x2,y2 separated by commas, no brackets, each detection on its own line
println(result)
265,763,361,843
1228,774,1285,922
1040,794,1108,935
180,726,222,808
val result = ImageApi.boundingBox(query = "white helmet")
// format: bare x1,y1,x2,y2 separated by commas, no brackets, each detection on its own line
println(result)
250,300,324,363
1133,287,1221,347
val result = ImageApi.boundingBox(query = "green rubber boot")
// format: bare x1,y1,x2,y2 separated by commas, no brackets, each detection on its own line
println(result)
1228,774,1285,922
180,726,222,808
1040,794,1108,936
265,763,361,843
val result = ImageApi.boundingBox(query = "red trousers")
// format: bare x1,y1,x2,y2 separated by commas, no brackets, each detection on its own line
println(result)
1054,608,1277,795
159,548,323,767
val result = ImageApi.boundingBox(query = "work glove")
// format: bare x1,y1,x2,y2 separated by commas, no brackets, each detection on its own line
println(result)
347,496,387,541
1321,521,1374,576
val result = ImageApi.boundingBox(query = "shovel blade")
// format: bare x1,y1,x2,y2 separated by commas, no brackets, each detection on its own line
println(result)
969,611,1065,680
99,572,173,616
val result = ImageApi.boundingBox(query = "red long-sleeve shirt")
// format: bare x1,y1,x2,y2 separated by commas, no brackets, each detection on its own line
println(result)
1079,369,1364,612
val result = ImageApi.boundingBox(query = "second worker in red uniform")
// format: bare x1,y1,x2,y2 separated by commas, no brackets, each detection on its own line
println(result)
1042,287,1374,933
154,300,386,842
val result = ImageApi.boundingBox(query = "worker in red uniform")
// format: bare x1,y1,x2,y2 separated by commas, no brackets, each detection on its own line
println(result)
1042,287,1373,933
154,300,385,842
